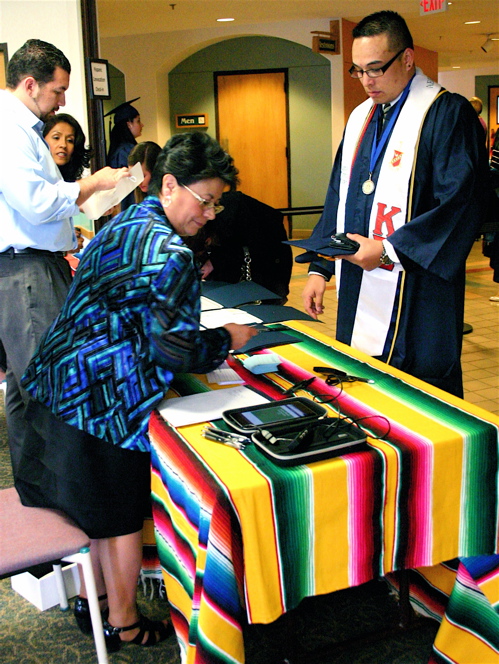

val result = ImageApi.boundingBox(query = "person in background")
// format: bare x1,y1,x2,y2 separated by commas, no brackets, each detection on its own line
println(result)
487,130,499,302
186,190,293,304
0,341,6,384
44,114,93,274
43,112,92,182
469,96,487,142
301,11,490,398
106,98,143,210
16,131,257,651
0,39,129,478
127,140,161,203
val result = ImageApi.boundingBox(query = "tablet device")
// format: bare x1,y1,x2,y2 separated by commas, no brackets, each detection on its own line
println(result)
223,397,327,434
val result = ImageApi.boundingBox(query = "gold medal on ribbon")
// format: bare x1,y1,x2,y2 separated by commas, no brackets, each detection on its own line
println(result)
362,179,375,195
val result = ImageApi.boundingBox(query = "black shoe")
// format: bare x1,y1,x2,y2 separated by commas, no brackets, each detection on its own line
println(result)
103,614,174,652
74,594,108,635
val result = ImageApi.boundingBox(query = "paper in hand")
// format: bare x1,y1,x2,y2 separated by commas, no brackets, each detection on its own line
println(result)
81,162,144,220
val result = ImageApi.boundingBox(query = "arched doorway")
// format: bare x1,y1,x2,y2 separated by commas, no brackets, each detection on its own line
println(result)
169,36,332,231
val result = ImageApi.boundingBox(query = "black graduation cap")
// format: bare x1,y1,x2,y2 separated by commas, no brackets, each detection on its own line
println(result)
104,98,140,125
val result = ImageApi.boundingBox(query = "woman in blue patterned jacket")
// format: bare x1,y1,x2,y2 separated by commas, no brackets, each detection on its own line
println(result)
16,132,257,651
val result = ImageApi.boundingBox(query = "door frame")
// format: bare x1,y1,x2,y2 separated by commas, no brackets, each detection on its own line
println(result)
214,68,291,208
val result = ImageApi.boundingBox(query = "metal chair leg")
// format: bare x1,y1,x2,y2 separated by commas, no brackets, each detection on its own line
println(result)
64,547,108,664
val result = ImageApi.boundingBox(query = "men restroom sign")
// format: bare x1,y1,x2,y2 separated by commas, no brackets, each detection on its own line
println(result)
175,114,208,128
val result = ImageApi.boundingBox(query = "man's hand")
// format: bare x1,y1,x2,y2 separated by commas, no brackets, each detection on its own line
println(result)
302,274,327,319
90,166,130,192
341,233,384,271
223,323,259,351
76,167,130,206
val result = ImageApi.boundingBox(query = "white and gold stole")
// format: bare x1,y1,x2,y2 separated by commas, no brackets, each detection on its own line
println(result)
336,69,441,356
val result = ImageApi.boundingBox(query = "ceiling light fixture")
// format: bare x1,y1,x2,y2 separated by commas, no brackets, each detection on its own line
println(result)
217,18,234,22
464,21,481,24
481,35,494,52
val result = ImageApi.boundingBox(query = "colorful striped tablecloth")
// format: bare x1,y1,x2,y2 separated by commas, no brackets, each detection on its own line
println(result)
149,321,499,664
387,555,499,663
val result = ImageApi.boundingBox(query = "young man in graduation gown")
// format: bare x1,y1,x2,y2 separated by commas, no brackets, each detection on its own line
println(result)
301,10,490,398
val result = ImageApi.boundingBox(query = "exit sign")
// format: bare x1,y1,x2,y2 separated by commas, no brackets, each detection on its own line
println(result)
420,0,447,15
175,114,208,129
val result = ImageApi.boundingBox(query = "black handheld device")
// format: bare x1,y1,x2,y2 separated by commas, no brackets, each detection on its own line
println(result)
328,233,360,255
223,397,327,434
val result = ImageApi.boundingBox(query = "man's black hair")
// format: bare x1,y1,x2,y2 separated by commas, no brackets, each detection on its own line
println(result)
352,11,414,52
6,39,71,89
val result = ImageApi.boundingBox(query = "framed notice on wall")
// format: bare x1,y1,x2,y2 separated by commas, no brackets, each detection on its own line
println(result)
0,43,8,89
87,58,111,99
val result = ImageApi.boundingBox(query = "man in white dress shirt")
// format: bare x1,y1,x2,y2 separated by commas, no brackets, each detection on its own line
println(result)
0,39,128,476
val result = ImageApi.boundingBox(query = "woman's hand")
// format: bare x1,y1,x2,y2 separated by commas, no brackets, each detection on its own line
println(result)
200,260,214,279
223,324,259,351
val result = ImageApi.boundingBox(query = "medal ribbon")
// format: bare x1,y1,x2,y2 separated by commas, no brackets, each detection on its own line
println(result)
368,77,413,177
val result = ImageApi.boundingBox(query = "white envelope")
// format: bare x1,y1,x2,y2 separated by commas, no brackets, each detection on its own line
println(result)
80,162,144,220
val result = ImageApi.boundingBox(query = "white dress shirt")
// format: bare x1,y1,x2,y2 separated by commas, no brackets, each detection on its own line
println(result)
0,90,80,252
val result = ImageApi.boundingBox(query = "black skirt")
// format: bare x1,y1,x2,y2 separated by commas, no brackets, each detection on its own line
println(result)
15,400,152,539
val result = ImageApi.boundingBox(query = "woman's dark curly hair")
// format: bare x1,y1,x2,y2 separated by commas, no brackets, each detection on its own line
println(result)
43,113,93,182
148,131,239,196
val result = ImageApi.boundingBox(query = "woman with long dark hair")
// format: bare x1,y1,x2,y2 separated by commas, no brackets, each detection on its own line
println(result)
43,113,93,182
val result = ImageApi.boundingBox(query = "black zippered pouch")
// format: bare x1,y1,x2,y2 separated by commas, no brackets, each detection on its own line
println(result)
250,417,368,466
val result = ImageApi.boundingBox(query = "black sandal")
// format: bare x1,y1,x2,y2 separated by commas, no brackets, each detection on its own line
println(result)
74,593,109,635
103,614,173,652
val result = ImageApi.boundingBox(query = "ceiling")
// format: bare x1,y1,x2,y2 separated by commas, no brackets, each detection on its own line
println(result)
97,0,499,71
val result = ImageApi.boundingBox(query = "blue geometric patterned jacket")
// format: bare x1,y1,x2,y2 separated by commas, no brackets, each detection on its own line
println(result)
22,196,231,452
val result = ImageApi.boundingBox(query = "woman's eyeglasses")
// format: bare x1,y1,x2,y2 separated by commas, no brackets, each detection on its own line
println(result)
183,184,224,214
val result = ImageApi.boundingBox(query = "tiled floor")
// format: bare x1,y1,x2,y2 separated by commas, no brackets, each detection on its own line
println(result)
286,239,499,415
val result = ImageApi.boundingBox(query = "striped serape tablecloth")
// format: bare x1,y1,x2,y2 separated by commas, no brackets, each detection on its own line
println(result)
388,554,499,663
149,321,499,664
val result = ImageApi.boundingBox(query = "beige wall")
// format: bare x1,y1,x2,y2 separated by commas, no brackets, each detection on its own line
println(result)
0,1,88,137
100,18,345,157
100,17,446,160
0,3,494,166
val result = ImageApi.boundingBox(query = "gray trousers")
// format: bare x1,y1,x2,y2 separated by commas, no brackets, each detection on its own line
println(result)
0,251,71,477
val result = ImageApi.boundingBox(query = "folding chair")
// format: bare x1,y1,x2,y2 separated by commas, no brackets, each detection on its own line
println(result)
0,487,108,664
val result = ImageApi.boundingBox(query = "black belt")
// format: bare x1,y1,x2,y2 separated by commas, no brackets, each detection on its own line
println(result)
0,248,65,258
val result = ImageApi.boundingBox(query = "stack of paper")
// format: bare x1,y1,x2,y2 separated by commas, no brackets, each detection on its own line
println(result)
200,308,262,329
207,361,245,385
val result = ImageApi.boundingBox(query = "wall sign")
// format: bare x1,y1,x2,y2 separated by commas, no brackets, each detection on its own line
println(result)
311,21,341,56
176,113,208,128
87,58,110,99
312,35,338,54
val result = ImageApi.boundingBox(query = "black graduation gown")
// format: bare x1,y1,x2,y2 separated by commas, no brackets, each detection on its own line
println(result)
306,90,490,397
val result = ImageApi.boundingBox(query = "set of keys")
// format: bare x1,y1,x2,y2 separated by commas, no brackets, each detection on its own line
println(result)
202,426,250,450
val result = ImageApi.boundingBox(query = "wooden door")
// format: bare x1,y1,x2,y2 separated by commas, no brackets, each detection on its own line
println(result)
216,71,289,209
